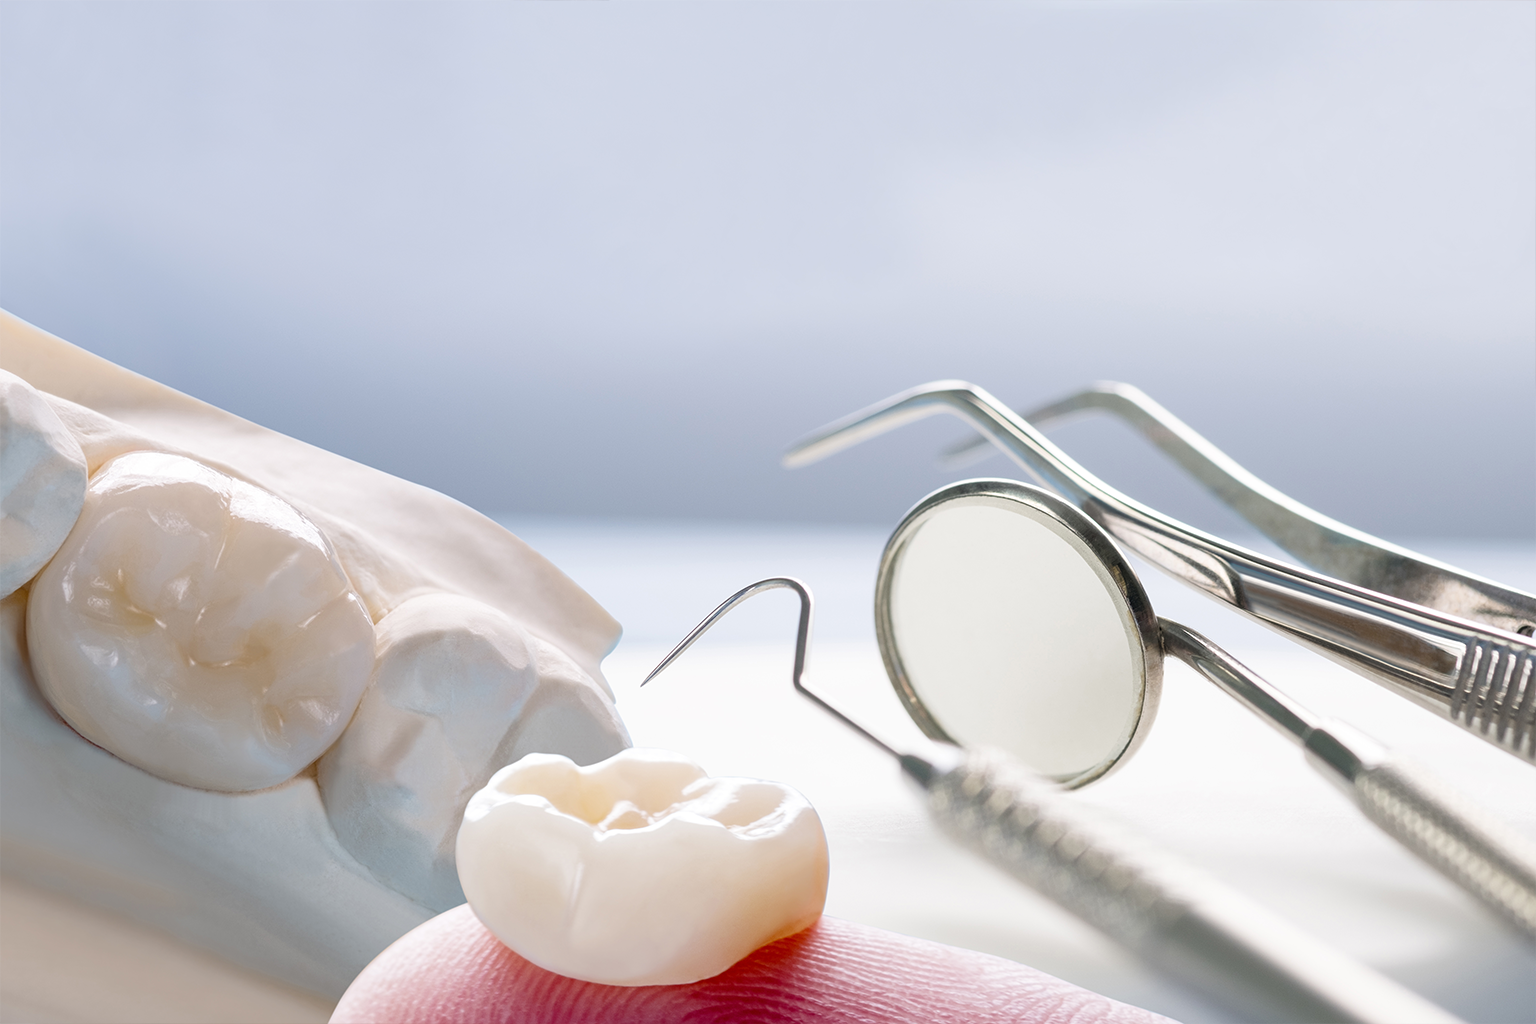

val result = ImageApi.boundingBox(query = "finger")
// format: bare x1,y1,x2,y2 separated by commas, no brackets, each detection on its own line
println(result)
331,906,1170,1024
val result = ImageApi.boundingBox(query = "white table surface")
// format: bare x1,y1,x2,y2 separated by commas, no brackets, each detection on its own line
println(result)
4,520,1533,1024
530,520,1536,1024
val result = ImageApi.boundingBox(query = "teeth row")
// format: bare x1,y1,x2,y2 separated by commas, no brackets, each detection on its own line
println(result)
3,368,629,911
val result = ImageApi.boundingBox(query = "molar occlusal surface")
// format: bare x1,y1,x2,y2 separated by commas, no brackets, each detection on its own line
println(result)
457,748,829,987
317,593,629,911
0,369,88,598
26,451,376,792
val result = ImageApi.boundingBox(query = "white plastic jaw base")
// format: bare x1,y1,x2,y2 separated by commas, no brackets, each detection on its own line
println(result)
0,311,633,994
0,589,432,997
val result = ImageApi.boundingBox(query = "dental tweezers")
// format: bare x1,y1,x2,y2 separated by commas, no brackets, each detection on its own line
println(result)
785,381,1536,764
943,381,1536,640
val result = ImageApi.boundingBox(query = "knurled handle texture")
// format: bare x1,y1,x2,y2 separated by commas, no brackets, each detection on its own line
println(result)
1349,757,1536,941
925,750,1461,1024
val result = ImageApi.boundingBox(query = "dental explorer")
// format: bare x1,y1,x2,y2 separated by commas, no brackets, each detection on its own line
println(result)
642,578,1462,1024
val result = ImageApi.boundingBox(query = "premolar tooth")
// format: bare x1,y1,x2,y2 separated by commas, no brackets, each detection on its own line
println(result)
0,369,88,598
317,593,629,911
456,748,829,987
26,450,376,791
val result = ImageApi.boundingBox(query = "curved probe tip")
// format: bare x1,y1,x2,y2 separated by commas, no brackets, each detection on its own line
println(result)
641,577,900,760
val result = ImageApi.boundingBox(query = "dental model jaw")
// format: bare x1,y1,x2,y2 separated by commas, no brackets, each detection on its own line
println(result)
0,369,88,598
0,309,631,993
28,450,377,791
457,748,830,986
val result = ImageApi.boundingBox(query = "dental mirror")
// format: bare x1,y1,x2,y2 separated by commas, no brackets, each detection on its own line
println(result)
876,478,1536,940
875,478,1161,787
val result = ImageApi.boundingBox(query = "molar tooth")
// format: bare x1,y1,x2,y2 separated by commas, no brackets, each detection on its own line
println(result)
0,369,88,598
456,748,829,987
317,593,629,912
26,451,376,791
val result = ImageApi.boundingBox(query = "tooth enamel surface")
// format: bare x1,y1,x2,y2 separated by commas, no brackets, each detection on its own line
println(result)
1,312,630,992
0,369,88,598
456,748,829,987
318,593,629,911
26,450,376,792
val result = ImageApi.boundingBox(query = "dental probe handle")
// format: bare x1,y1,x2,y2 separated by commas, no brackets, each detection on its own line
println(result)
904,749,1462,1024
1161,620,1536,942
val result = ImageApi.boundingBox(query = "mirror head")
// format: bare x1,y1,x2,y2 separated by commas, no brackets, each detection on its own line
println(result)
875,479,1162,788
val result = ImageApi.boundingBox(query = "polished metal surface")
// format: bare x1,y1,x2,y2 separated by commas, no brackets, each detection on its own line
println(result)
640,575,900,760
645,576,1462,1023
943,381,1536,639
924,750,1461,1024
875,479,1536,937
874,479,1163,789
1159,620,1536,942
786,381,1536,762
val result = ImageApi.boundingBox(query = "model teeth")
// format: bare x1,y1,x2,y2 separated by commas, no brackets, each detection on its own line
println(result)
317,593,629,911
2,312,647,990
26,450,376,792
0,370,88,599
456,748,829,987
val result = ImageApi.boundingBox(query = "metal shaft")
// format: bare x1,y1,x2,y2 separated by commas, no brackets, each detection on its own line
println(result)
785,381,1536,762
1161,619,1536,942
913,748,1462,1024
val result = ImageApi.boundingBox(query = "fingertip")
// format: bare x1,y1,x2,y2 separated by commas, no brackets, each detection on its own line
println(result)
333,908,1171,1024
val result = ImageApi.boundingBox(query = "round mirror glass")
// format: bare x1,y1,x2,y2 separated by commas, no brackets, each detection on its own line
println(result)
878,482,1158,786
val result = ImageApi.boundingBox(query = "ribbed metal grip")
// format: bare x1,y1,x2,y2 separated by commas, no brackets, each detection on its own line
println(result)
1449,641,1536,760
1351,759,1536,941
922,751,1461,1024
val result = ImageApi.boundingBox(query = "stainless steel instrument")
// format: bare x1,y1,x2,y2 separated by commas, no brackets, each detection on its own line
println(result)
643,577,1463,1024
941,380,1536,639
785,381,1536,763
875,479,1536,942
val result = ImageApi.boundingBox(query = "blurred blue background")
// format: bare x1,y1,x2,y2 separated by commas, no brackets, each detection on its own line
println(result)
3,1,1532,541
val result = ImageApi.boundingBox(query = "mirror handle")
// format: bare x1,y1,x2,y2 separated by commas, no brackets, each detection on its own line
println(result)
1164,619,1536,942
1306,719,1536,943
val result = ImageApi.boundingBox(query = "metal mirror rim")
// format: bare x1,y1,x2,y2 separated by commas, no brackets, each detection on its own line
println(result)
874,478,1165,789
